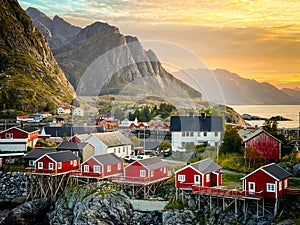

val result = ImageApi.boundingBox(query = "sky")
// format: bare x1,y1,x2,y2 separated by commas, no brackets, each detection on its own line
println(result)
19,0,300,89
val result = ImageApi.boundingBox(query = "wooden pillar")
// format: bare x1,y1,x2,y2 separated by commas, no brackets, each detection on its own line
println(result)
235,199,237,215
274,198,278,217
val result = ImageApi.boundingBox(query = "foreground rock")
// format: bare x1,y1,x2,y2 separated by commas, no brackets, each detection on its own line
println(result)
1,198,50,225
47,182,133,225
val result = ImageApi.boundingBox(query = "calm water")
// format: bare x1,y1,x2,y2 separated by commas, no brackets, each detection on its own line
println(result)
229,105,300,128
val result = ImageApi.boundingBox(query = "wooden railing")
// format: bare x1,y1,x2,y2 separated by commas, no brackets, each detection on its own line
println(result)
111,176,153,184
69,171,103,178
284,188,300,195
192,185,263,199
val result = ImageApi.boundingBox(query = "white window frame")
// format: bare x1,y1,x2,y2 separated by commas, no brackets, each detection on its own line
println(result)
204,132,207,137
151,170,154,177
107,165,111,172
94,165,100,173
29,160,35,166
5,133,13,139
74,160,77,166
194,175,200,184
38,162,43,169
284,179,288,189
117,163,121,170
140,170,146,177
84,165,89,172
70,160,73,165
48,163,54,170
206,174,210,182
178,174,185,182
279,181,282,191
249,182,255,192
58,162,62,169
163,166,166,173
182,132,185,137
266,183,275,192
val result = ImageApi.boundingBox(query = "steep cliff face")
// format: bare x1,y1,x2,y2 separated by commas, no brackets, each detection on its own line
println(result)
0,0,75,114
27,9,202,100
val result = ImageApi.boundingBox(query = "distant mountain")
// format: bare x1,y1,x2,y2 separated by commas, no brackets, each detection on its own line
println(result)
26,8,202,100
173,68,300,105
281,88,300,102
0,0,75,116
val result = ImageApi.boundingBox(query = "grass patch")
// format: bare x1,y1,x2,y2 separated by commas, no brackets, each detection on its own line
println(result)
222,173,244,186
289,178,300,188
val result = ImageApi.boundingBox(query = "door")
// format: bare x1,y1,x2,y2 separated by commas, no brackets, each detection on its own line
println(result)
194,175,200,185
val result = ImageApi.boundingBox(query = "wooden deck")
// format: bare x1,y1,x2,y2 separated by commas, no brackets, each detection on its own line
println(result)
284,188,300,195
111,175,169,185
192,185,263,199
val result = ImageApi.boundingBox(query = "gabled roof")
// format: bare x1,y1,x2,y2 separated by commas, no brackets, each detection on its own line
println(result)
0,126,39,134
44,151,79,162
92,153,122,165
56,142,91,151
175,158,221,175
42,126,104,137
90,131,132,147
241,163,291,181
135,157,168,170
170,116,223,132
24,148,56,159
242,128,282,143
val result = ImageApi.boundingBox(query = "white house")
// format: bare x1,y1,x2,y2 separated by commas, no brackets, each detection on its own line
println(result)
118,118,132,130
83,131,132,157
73,107,84,116
170,114,224,151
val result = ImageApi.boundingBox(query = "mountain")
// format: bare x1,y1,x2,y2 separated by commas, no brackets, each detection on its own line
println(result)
0,0,75,116
281,88,300,102
26,8,202,100
173,68,300,105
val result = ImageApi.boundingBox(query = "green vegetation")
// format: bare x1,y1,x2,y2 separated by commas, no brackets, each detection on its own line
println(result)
130,136,140,147
158,140,171,152
289,178,300,187
222,173,244,186
164,199,185,210
219,126,243,155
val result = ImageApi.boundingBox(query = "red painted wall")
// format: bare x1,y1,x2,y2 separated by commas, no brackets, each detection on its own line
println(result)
245,132,280,160
244,169,287,198
0,128,28,139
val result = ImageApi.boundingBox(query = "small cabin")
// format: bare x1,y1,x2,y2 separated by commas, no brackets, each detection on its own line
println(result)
33,151,80,174
123,157,168,183
241,163,291,199
175,158,222,190
78,153,123,178
24,148,56,169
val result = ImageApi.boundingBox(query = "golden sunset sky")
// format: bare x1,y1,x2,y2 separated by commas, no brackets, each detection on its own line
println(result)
19,0,300,89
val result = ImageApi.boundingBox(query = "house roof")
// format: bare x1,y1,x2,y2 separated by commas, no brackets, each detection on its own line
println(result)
24,148,56,159
45,151,79,162
69,134,90,141
42,126,104,137
190,158,222,174
93,153,122,165
56,142,91,151
241,163,291,181
0,126,39,134
137,157,168,170
242,128,282,143
91,131,132,147
170,115,223,132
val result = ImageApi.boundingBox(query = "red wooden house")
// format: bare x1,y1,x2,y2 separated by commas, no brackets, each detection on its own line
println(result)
241,163,290,199
242,129,282,160
72,153,123,178
175,158,222,190
113,157,168,184
31,151,80,174
0,126,39,152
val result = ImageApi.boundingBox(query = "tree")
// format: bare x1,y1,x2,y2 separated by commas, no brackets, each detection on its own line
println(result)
220,126,243,154
263,119,278,136
130,136,140,147
158,140,171,152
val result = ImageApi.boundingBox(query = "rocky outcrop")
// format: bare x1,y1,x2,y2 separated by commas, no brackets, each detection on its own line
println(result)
0,0,74,114
1,198,50,225
46,182,133,225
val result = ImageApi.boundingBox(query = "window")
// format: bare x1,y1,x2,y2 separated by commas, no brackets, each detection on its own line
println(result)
284,179,288,189
84,165,89,172
118,147,120,153
182,132,185,137
48,163,54,170
29,160,35,166
198,132,201,137
58,162,62,169
140,170,146,177
249,182,255,192
123,147,125,152
206,174,210,182
186,132,189,137
38,162,43,169
114,148,116,153
74,160,77,166
163,166,167,173
107,165,111,172
117,163,121,170
194,175,200,184
215,132,218,137
279,181,282,191
94,165,100,173
178,174,185,182
151,170,154,177
267,183,275,192
190,132,194,137
204,132,207,137
182,142,186,147
70,160,73,165
5,133,13,139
